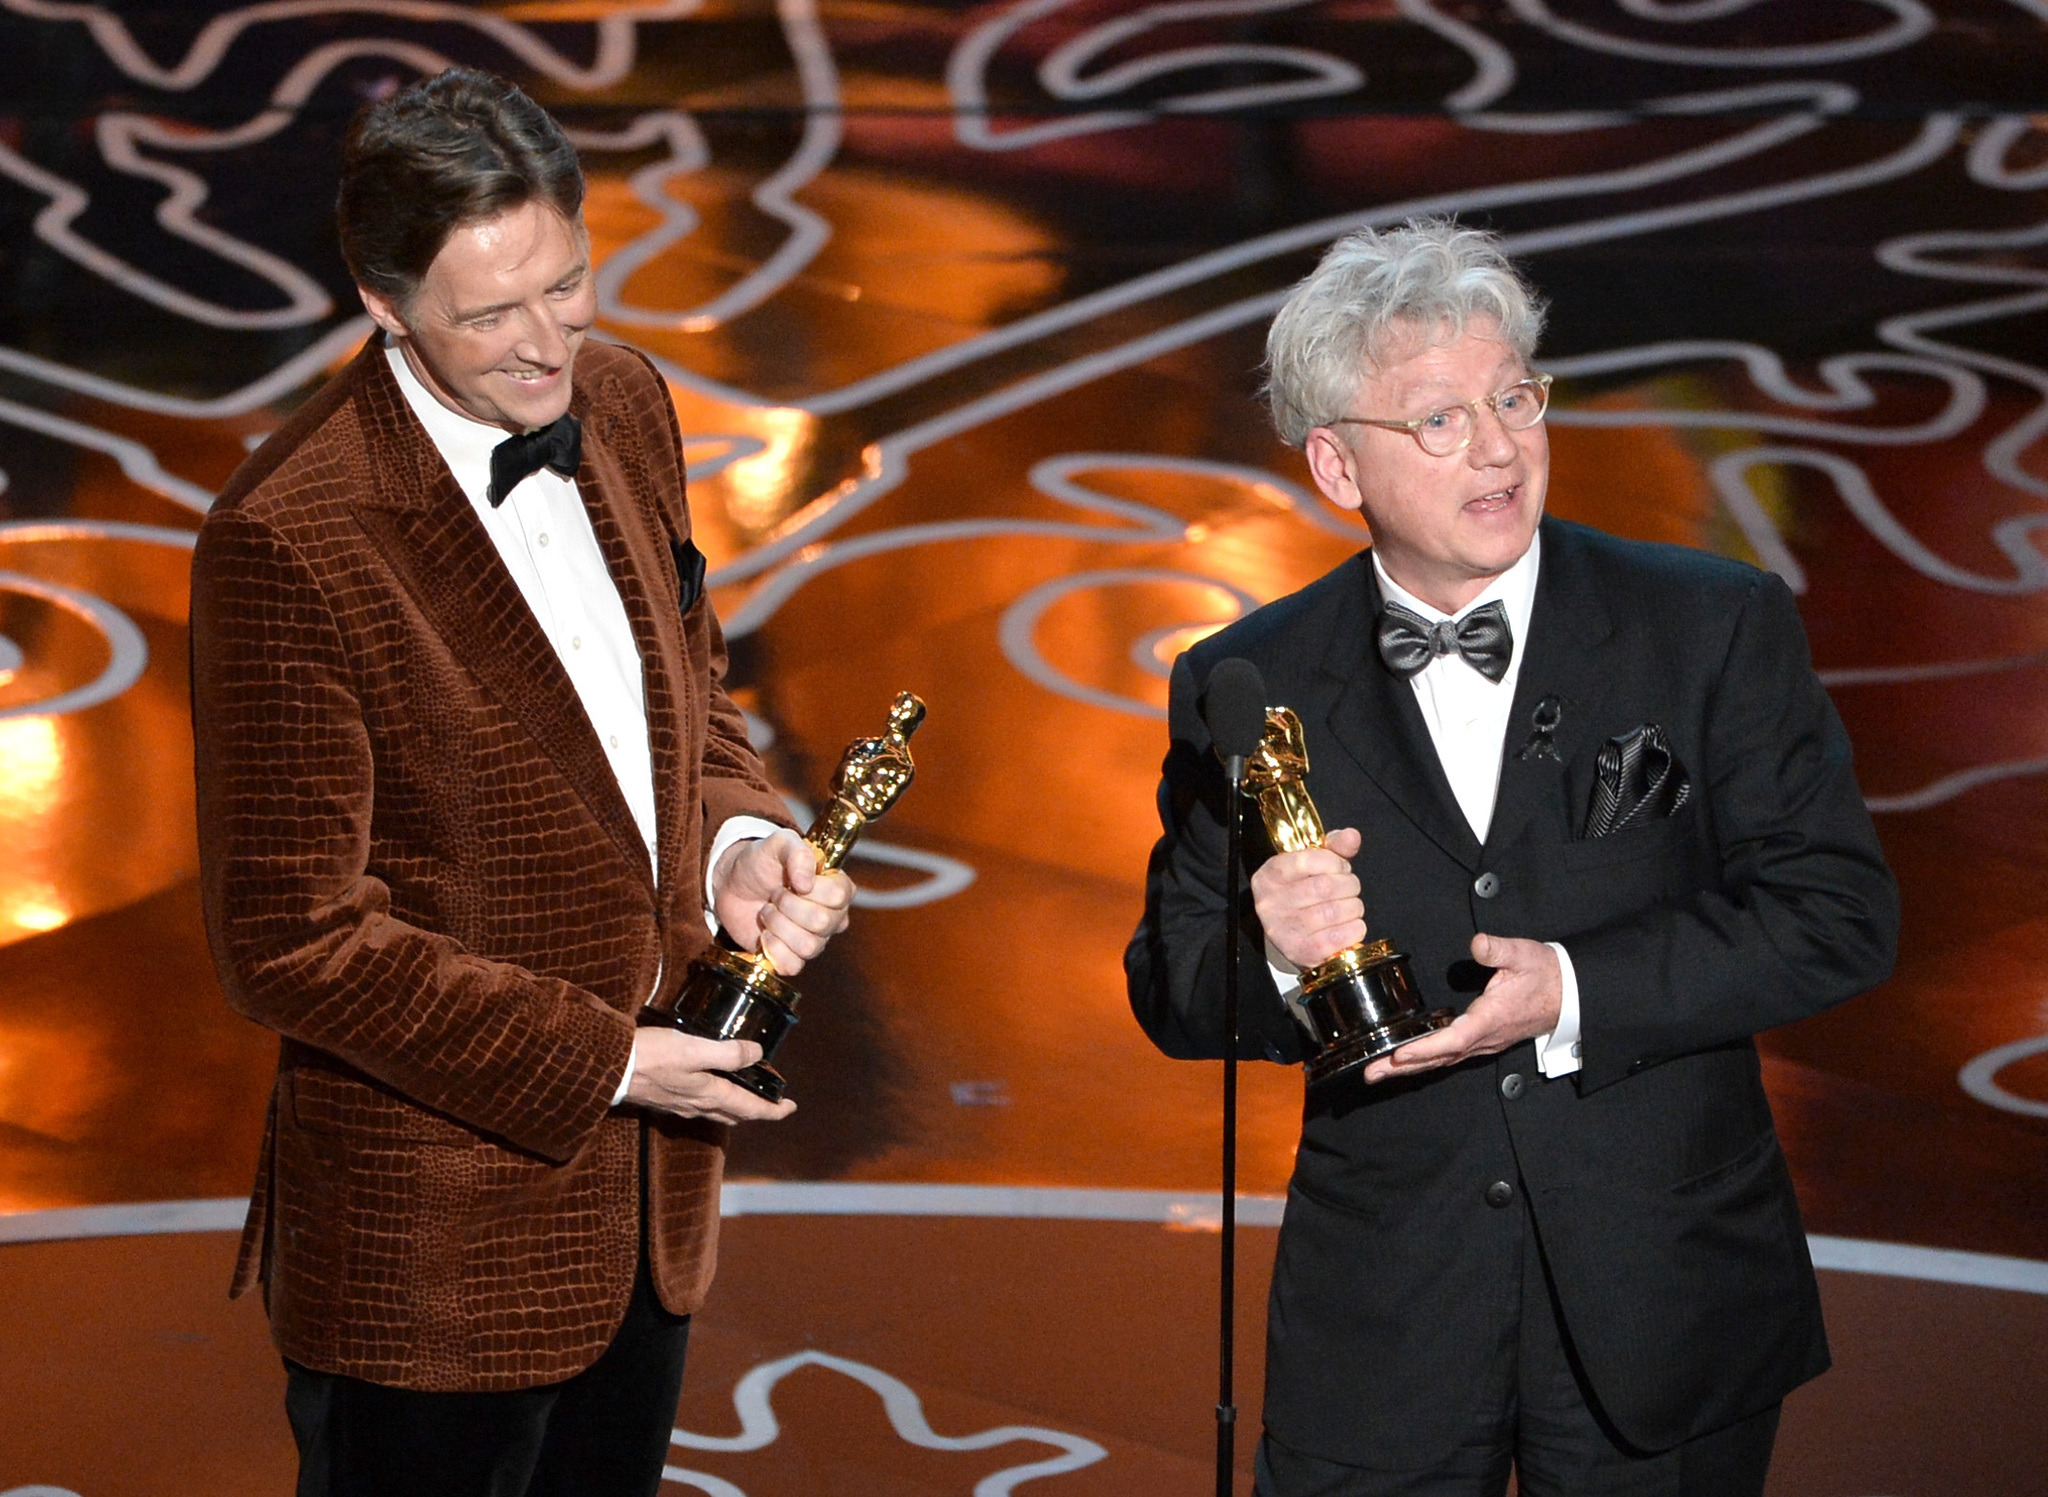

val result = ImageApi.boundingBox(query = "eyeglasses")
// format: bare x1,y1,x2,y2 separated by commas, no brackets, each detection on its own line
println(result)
1326,373,1553,457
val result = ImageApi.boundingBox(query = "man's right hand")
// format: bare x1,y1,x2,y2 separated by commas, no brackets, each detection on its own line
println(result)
624,1028,797,1123
1250,827,1367,970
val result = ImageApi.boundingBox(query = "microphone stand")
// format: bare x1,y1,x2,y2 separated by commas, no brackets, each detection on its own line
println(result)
1217,748,1246,1497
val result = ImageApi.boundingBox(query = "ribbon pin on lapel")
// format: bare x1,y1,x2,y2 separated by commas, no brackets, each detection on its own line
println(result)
1516,695,1565,762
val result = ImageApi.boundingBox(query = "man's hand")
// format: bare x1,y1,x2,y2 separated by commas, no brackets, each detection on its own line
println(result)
711,829,853,975
1251,827,1367,970
625,1028,797,1122
1362,932,1562,1083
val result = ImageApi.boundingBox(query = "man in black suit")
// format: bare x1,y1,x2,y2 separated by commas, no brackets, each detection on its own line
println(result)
1126,219,1898,1496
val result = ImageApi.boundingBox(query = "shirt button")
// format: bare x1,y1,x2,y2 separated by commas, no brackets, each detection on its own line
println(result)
1570,1041,1583,1058
538,533,550,547
1474,871,1501,899
609,734,620,750
1500,1072,1526,1100
571,635,582,651
1484,1180,1515,1209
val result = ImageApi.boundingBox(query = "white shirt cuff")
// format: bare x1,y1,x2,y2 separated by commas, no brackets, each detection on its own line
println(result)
612,1039,638,1106
1265,940,1316,1033
1534,940,1583,1078
703,814,785,934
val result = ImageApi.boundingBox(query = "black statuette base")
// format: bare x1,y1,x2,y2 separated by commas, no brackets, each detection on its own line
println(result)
656,947,800,1103
1298,948,1454,1088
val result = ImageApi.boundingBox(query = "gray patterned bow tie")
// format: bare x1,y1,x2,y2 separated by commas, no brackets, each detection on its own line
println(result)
1375,600,1513,683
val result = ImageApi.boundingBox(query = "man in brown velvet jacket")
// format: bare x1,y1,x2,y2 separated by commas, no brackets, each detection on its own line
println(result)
190,70,849,1497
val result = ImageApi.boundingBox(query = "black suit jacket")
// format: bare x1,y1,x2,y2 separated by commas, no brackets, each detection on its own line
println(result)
1127,518,1898,1464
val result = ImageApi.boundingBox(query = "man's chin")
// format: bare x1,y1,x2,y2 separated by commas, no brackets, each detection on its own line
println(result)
497,388,575,432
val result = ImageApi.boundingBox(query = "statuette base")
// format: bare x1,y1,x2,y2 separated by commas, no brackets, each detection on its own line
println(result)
1297,944,1454,1088
661,945,799,1103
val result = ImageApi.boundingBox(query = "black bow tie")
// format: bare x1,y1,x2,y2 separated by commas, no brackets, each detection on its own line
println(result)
488,415,581,506
1376,599,1514,683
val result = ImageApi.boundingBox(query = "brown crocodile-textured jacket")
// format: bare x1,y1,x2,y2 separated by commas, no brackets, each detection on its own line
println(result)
191,337,790,1391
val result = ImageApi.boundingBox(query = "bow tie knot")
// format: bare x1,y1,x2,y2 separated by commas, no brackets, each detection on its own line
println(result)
1376,599,1513,683
488,414,582,506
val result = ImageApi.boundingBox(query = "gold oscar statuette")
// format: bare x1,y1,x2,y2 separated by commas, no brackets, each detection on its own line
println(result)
657,692,927,1102
1245,707,1453,1086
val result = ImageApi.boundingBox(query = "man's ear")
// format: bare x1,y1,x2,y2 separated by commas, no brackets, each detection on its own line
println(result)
357,283,409,341
1303,427,1365,514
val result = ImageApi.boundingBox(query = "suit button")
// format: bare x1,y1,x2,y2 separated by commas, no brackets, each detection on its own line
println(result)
1500,1072,1526,1100
1484,1180,1515,1209
1474,872,1501,899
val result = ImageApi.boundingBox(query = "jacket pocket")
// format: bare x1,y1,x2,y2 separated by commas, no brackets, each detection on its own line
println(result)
289,1064,479,1147
1670,1127,1779,1198
1557,803,1696,872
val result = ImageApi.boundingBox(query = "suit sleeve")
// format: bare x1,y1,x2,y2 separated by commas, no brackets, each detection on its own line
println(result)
191,509,632,1163
1564,571,1899,1092
1126,652,1311,1064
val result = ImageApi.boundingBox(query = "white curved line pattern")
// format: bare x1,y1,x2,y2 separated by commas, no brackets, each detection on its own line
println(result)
667,1350,1108,1497
1863,757,2048,815
999,567,1260,719
0,0,699,92
1708,446,2048,597
587,0,843,332
0,0,704,330
8,1190,2048,1300
951,0,1359,153
1959,1035,2048,1120
777,794,977,910
0,519,200,552
681,434,770,483
1498,0,1934,68
0,131,334,331
1392,0,1517,113
696,80,1869,421
1967,115,2048,190
0,318,371,419
1543,345,1986,444
1817,649,2048,687
696,92,1959,607
0,571,150,719
0,397,213,511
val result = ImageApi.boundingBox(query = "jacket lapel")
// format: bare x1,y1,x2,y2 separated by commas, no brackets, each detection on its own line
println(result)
1320,556,1484,871
1483,519,1622,857
347,343,656,891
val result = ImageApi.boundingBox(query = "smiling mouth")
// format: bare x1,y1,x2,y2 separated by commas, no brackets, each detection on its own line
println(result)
1469,483,1519,509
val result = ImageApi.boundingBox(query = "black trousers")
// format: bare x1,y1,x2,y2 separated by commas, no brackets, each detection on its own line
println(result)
1255,1197,1781,1497
285,1255,691,1497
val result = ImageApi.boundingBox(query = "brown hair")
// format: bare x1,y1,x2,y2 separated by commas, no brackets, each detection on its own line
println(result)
336,68,584,307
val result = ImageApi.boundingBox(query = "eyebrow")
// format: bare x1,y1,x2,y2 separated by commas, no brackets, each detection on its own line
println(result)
450,262,589,323
1396,364,1526,407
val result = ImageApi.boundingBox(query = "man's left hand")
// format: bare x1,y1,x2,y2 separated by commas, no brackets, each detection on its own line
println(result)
712,830,853,975
1361,932,1562,1084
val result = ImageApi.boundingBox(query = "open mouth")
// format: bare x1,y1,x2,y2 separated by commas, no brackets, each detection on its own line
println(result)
1468,482,1519,511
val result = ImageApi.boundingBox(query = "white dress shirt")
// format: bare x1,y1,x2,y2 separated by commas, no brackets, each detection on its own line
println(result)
1267,532,1583,1078
387,344,775,1101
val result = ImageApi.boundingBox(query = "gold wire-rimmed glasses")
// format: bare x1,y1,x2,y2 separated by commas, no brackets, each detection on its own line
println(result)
1325,373,1553,457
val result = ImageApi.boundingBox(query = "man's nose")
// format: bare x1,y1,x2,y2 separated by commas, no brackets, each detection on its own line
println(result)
1467,402,1518,464
516,308,570,367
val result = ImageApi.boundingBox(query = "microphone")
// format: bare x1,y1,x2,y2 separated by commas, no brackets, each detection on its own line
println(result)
1203,657,1268,781
1197,653,1266,1497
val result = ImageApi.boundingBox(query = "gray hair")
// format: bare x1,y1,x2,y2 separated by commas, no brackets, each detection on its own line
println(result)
1263,218,1547,447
